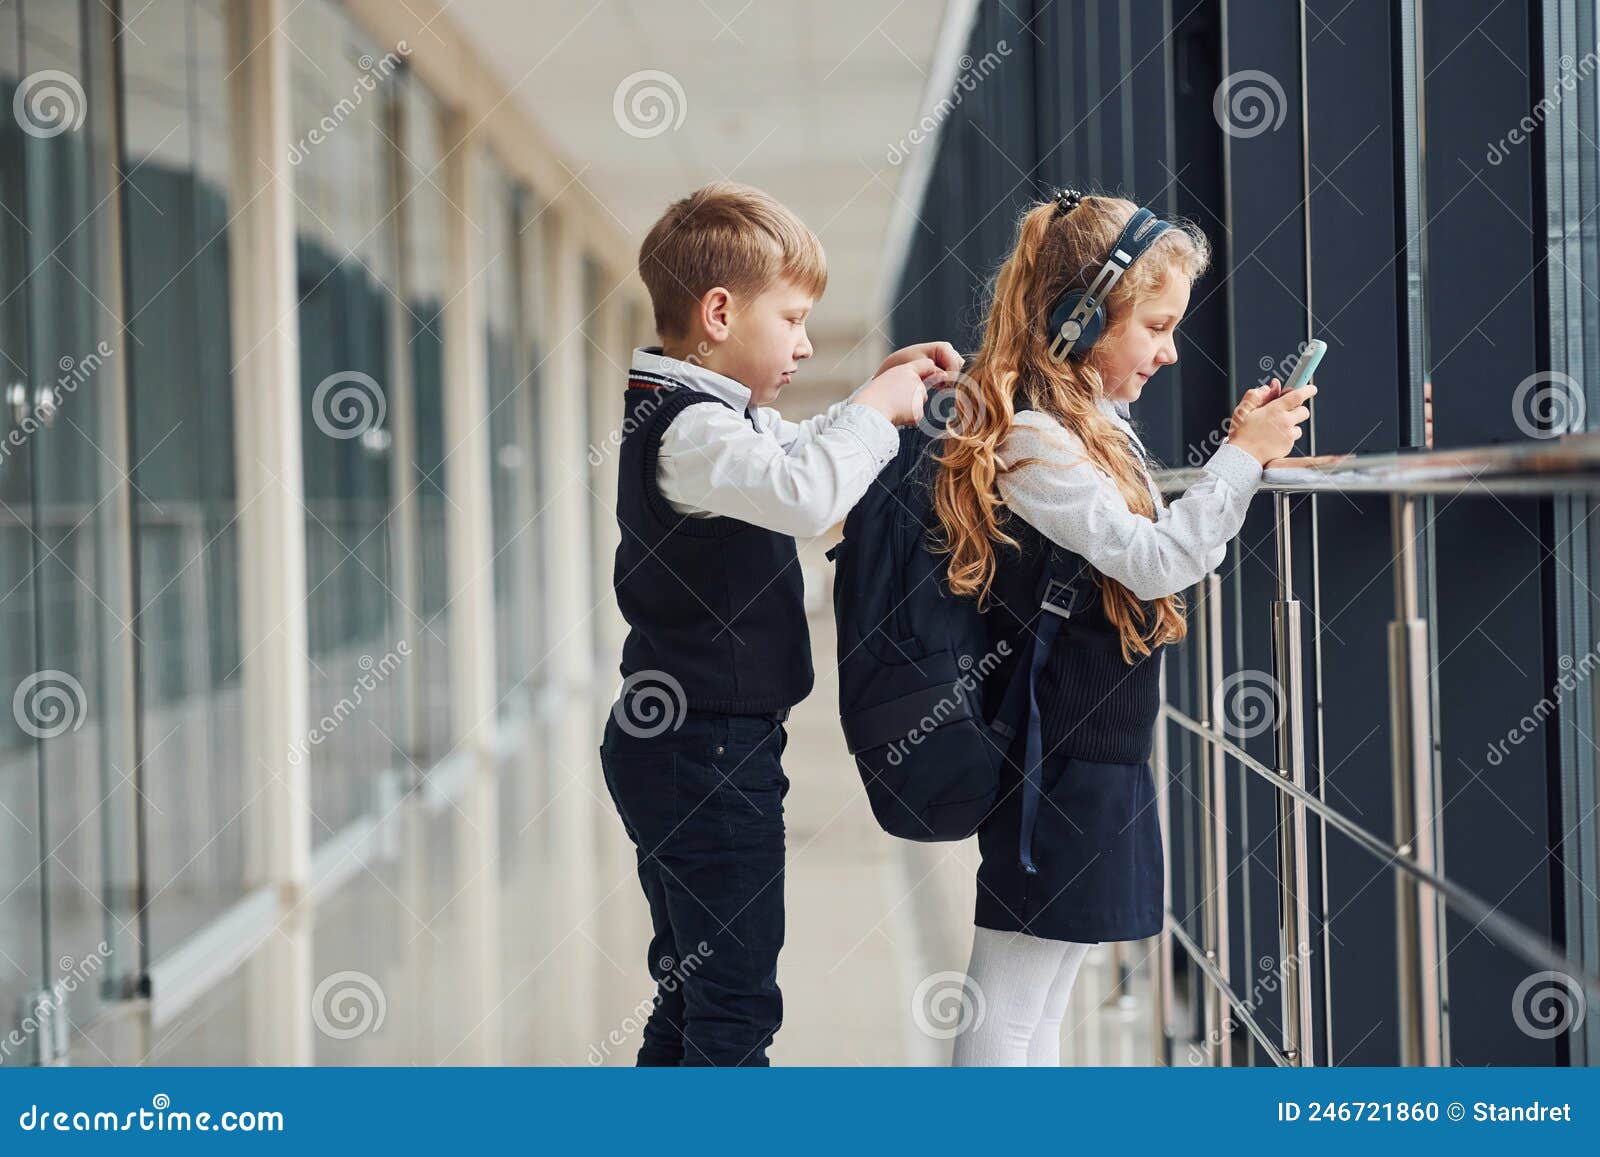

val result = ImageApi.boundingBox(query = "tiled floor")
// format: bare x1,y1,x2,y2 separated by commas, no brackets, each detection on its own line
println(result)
58,615,1158,1067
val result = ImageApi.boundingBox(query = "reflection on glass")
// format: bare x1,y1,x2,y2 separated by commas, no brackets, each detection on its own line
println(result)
0,0,46,1068
290,0,403,843
398,78,451,763
17,0,138,1050
122,0,248,964
482,158,537,719
520,197,549,684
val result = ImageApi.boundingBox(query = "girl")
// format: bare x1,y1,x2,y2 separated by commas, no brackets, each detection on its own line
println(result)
931,190,1314,1066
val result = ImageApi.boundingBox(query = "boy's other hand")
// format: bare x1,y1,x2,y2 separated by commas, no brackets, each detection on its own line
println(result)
857,358,938,427
876,341,961,380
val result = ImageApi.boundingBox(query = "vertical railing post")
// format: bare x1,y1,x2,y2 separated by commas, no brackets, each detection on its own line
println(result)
1389,494,1449,1065
1196,573,1231,1065
1271,494,1315,1064
1154,663,1174,1065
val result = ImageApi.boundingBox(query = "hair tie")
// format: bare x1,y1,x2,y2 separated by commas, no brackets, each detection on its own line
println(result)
1053,187,1085,216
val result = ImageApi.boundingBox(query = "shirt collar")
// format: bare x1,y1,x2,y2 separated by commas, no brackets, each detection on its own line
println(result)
1098,392,1153,466
1097,393,1133,425
631,346,752,412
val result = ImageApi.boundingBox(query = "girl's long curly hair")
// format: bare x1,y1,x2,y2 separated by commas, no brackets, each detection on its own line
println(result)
932,194,1211,664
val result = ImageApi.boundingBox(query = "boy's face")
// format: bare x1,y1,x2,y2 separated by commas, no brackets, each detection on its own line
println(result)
709,278,815,406
1095,272,1189,404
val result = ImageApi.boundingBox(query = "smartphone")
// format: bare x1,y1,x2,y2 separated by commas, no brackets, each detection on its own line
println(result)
1283,339,1327,392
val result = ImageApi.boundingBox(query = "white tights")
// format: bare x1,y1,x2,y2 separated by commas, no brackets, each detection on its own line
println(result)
950,927,1097,1066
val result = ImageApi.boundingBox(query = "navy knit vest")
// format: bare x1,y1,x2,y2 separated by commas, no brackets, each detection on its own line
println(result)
612,373,815,714
985,395,1166,763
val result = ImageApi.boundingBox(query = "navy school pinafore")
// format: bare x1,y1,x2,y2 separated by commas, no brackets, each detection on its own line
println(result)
972,413,1167,944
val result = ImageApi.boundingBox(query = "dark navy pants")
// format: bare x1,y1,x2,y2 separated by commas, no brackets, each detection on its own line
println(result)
599,709,789,1066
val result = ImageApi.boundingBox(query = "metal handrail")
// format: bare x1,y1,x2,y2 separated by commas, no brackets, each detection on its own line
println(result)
1156,431,1600,495
1164,705,1600,1001
1166,919,1291,1067
1149,430,1600,1067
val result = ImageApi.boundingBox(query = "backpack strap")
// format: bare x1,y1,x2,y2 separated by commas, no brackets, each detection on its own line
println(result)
991,544,1094,875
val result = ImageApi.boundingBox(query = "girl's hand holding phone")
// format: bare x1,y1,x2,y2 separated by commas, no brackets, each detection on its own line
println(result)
1226,377,1317,466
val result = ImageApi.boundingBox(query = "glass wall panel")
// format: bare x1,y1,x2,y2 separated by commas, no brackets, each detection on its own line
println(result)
18,0,139,1043
481,157,537,719
290,0,405,843
121,0,247,959
396,77,451,764
0,0,47,1067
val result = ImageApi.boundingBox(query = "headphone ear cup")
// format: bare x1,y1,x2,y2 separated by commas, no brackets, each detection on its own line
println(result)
1047,291,1105,358
1072,307,1105,355
1047,290,1081,343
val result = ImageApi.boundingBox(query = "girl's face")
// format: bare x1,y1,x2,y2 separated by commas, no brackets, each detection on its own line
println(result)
1094,272,1189,404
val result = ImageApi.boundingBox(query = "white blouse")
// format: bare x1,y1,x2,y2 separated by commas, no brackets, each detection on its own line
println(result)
995,400,1264,600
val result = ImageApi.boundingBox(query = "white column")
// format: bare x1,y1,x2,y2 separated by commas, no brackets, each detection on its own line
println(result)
227,0,312,1066
539,214,597,693
537,210,603,1058
440,116,502,1064
590,281,627,664
441,126,499,755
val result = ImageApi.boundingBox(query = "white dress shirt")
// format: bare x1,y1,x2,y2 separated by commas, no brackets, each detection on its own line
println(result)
996,395,1264,600
635,346,901,539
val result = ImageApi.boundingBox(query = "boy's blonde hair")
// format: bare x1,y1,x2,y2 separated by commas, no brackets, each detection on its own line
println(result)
638,181,827,339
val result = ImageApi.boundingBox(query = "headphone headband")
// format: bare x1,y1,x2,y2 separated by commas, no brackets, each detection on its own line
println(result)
1046,205,1173,362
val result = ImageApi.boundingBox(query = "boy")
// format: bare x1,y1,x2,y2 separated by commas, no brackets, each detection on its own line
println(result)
599,181,958,1065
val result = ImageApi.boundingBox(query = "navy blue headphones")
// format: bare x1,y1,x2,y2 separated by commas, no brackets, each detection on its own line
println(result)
1045,189,1172,362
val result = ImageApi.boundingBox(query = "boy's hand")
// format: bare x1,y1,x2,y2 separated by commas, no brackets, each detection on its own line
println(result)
856,357,940,427
875,341,961,380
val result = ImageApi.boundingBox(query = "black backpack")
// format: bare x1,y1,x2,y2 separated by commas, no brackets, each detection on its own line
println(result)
825,387,1091,873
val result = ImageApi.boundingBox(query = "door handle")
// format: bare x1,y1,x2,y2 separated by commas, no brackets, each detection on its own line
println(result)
32,384,57,427
5,381,26,425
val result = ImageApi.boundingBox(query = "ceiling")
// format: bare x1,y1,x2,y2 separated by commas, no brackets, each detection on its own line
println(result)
444,0,962,378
